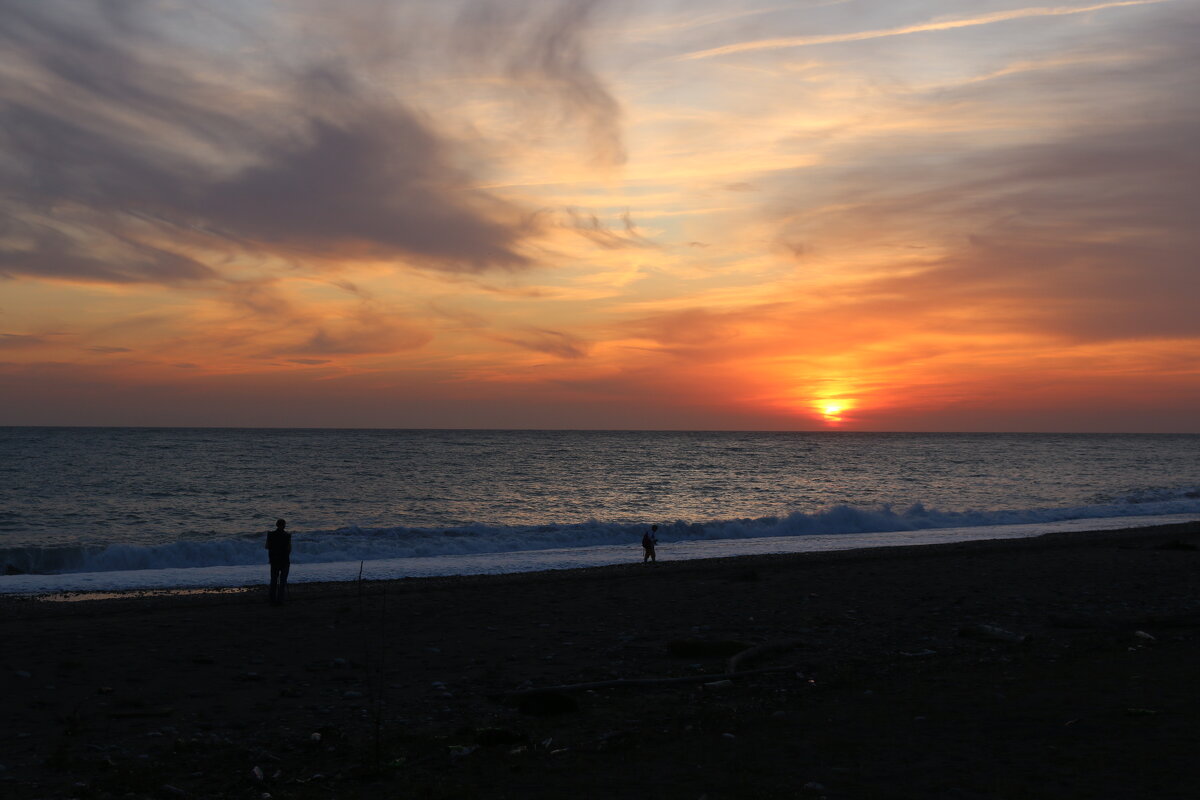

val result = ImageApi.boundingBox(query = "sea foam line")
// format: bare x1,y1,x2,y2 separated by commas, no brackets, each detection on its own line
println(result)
3,489,1200,575
3,513,1197,596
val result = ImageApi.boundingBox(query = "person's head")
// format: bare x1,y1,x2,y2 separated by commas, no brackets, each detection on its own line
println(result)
651,525,658,532
276,519,287,530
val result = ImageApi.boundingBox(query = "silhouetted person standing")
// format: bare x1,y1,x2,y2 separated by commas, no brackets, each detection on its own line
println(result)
266,518,291,605
642,524,658,563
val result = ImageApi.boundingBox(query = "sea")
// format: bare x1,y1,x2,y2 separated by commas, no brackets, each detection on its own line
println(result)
2,428,1199,595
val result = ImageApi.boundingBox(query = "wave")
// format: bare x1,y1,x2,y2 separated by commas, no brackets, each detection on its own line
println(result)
4,487,1199,576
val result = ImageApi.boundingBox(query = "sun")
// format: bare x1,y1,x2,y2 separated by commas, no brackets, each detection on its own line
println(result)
821,402,845,420
782,375,859,426
815,398,854,425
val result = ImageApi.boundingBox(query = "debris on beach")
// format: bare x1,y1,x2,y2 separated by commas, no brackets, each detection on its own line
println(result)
1125,707,1160,716
590,730,634,753
726,638,807,672
958,623,1028,644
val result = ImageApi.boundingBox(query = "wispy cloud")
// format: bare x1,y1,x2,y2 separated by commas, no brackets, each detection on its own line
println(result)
0,0,623,288
498,327,591,359
288,311,432,357
677,0,1169,60
0,333,54,349
453,0,625,166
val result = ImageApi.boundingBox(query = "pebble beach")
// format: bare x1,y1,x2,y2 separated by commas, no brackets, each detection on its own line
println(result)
3,520,1200,799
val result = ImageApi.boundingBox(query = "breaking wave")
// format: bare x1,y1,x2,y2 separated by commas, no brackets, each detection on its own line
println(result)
3,486,1198,577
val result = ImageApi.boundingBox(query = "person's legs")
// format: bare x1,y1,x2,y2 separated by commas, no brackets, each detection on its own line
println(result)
278,562,290,603
269,562,282,603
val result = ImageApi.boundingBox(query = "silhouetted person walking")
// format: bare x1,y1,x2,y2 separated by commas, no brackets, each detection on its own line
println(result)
266,518,291,605
642,524,658,563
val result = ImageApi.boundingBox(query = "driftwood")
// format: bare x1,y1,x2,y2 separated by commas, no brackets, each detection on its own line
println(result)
726,638,807,673
958,624,1027,644
504,638,811,701
503,665,802,699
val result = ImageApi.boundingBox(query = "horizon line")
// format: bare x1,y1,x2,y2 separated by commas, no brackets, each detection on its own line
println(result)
2,424,1196,436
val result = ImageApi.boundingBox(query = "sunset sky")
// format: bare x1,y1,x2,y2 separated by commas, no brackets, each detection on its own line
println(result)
2,0,1197,431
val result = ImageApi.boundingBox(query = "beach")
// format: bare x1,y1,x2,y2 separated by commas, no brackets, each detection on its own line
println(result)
3,520,1200,799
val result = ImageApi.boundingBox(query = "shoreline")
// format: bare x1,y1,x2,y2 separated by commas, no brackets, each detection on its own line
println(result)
4,519,1200,798
5,514,1198,601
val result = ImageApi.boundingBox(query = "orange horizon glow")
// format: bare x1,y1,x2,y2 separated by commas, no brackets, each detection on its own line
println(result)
2,1,1198,432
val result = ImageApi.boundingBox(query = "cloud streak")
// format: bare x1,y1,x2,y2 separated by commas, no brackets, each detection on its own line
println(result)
497,327,591,359
677,0,1169,60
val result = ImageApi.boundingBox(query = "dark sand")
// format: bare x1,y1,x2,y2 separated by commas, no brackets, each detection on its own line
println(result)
3,521,1200,799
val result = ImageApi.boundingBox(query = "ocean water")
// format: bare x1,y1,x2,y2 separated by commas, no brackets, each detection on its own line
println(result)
2,428,1199,593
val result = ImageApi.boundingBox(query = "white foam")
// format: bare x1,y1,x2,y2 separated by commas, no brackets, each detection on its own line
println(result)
4,513,1195,596
5,488,1200,577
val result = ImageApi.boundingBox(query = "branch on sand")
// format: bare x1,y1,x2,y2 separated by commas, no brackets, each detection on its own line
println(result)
503,638,808,699
726,638,807,673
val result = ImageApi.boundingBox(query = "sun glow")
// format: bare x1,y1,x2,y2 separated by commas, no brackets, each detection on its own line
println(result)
818,400,853,424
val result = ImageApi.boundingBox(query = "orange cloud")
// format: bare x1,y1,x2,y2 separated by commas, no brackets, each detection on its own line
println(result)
2,0,1198,431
